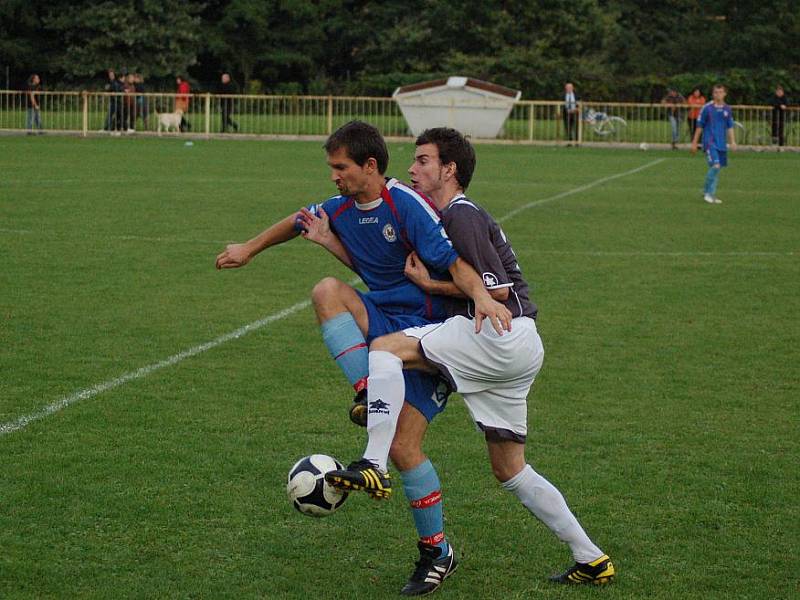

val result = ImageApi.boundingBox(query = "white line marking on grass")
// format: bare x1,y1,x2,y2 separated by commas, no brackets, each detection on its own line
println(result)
1,160,665,436
497,158,666,223
0,299,311,437
0,228,32,234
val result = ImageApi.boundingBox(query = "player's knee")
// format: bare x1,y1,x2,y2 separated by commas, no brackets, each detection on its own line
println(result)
311,277,346,312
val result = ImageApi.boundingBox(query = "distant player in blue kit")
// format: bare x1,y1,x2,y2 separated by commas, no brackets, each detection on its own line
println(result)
691,84,737,204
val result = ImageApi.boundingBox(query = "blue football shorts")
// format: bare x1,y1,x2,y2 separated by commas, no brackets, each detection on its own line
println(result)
357,290,449,422
706,147,728,167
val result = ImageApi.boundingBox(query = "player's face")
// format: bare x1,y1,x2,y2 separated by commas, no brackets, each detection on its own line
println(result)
713,87,726,103
408,143,446,196
327,147,371,197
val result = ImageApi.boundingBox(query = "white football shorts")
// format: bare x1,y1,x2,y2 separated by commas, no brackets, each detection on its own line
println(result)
403,315,544,442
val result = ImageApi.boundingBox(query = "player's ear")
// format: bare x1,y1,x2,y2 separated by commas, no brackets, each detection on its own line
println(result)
365,157,379,174
445,161,457,181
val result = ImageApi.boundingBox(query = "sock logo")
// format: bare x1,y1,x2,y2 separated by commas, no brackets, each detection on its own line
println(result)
368,398,390,415
410,490,442,509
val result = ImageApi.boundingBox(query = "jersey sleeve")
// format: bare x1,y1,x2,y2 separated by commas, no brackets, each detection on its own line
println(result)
401,198,459,271
726,107,735,129
293,196,341,234
444,206,511,289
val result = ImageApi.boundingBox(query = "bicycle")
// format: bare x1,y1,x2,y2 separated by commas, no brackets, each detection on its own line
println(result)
583,108,627,138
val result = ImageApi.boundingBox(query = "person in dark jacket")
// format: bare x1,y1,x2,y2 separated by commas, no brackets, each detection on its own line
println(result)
768,85,790,147
218,72,239,133
103,69,125,133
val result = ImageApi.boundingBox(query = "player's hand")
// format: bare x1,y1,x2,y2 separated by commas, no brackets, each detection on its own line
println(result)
729,141,737,151
404,252,431,289
297,207,332,247
690,143,698,155
473,296,512,336
215,243,251,269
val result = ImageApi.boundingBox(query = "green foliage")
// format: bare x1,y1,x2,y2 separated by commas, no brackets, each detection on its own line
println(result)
2,0,799,100
43,0,204,80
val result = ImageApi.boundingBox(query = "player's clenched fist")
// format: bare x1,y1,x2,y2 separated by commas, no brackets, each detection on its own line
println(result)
215,243,251,269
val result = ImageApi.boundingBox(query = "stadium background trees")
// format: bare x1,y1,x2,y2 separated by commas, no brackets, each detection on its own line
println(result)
2,0,798,102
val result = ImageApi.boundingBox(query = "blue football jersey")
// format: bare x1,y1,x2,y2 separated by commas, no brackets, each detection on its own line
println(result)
299,178,458,321
698,102,734,151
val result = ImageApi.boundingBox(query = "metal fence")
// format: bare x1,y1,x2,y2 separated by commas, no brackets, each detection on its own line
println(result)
1,90,797,149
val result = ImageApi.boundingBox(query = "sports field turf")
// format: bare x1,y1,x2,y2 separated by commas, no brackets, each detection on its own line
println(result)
1,135,798,599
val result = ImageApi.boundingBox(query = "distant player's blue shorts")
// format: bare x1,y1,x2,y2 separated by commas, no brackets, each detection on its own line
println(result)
706,147,728,167
357,290,449,422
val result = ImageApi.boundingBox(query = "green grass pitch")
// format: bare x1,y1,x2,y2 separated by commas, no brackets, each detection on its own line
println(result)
1,135,798,599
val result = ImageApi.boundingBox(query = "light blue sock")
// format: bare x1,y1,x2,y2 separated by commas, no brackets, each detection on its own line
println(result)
401,459,449,556
704,166,720,196
320,312,368,391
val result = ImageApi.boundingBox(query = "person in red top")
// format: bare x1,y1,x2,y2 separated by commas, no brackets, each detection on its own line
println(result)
175,75,191,131
686,87,706,139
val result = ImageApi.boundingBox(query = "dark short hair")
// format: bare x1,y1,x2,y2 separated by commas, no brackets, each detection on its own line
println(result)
415,127,476,190
713,83,727,92
324,120,389,174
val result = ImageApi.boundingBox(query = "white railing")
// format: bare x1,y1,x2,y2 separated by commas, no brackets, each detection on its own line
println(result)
1,91,797,149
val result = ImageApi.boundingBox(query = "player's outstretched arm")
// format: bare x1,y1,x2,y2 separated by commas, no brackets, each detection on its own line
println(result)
448,257,512,335
215,214,300,269
296,207,354,269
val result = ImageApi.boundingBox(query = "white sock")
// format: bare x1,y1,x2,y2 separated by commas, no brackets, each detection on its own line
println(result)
362,351,405,473
502,464,604,564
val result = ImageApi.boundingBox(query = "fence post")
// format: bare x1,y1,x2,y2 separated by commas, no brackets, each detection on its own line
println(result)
204,93,211,137
577,101,583,145
528,103,534,142
327,95,333,134
81,91,89,137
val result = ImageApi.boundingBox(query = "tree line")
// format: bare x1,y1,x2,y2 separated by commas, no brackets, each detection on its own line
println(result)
2,0,798,103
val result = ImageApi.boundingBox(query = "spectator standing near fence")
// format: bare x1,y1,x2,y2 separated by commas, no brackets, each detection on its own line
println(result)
25,74,43,134
217,72,239,133
123,73,137,133
768,85,790,148
175,75,191,132
686,87,705,139
103,69,124,134
661,87,686,149
691,84,736,205
562,82,579,144
134,73,149,130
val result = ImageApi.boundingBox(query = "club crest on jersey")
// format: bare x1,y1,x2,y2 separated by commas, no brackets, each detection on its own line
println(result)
382,223,397,242
483,272,499,287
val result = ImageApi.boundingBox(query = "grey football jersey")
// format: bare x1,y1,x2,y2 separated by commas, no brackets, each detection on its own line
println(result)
441,195,537,319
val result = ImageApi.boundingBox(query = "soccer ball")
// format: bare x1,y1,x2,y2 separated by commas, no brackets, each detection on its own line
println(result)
639,142,649,151
287,454,348,517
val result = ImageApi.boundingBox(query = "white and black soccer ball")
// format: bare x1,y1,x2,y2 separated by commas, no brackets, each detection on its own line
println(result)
639,142,649,151
286,454,348,517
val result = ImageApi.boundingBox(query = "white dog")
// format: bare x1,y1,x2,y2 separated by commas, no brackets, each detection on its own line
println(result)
157,109,183,135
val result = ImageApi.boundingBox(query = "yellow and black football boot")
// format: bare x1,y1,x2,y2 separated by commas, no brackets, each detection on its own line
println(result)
549,554,615,585
325,458,392,500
